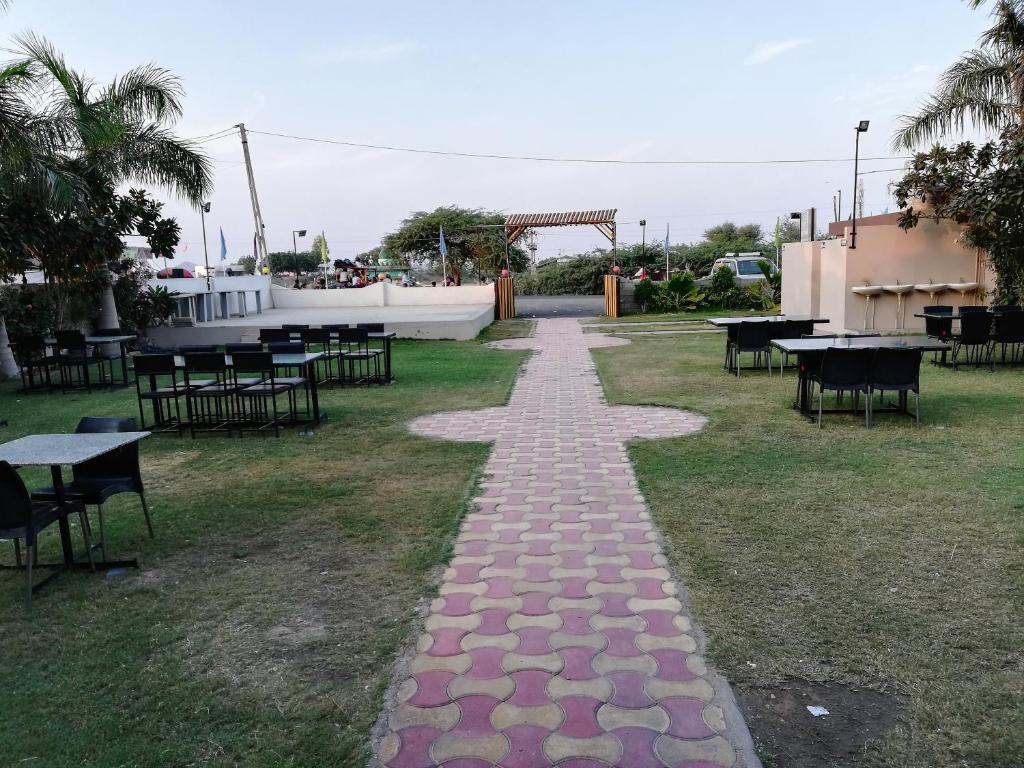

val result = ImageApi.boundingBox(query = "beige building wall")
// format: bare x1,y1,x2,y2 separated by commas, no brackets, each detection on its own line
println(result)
782,215,995,332
780,241,822,316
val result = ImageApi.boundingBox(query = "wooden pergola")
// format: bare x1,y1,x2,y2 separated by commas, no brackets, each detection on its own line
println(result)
504,209,617,254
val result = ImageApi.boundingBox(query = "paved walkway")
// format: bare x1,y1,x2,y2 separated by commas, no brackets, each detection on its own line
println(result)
376,319,755,768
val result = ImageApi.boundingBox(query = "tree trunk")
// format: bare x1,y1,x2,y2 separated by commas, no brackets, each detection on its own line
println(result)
96,269,122,356
0,317,21,379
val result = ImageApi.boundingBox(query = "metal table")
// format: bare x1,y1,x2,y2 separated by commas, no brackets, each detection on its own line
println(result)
367,332,397,383
0,432,150,581
44,334,137,387
707,314,829,326
172,352,325,424
772,335,950,417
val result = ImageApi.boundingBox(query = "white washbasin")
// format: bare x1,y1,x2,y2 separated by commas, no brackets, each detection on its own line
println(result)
948,281,978,293
851,285,885,296
914,283,948,293
882,284,915,294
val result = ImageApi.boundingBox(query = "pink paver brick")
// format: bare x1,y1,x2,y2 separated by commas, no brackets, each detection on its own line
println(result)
377,319,749,768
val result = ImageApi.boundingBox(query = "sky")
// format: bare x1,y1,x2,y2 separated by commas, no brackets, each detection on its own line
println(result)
1,1,994,264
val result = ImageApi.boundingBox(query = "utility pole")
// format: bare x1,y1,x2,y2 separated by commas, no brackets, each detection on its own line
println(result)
200,202,212,290
236,123,268,267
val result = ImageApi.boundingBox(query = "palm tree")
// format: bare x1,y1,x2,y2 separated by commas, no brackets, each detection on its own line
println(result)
893,0,1024,149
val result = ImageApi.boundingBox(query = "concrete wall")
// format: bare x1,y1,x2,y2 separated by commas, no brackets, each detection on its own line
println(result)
783,217,995,332
148,274,274,314
270,283,494,309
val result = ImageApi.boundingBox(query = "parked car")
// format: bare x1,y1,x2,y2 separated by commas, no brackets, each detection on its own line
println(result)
696,253,776,286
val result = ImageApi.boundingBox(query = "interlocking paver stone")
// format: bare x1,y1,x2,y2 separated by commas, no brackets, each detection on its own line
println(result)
377,319,753,767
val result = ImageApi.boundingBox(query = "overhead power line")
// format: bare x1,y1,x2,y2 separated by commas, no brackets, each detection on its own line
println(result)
245,128,911,166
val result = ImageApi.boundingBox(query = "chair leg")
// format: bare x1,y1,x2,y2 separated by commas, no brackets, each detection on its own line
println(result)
79,508,95,571
915,390,920,426
13,538,22,567
140,492,155,538
25,542,34,609
817,385,824,429
866,389,872,429
97,503,108,561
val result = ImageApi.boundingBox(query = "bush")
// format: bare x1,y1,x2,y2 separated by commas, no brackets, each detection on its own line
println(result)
0,285,57,337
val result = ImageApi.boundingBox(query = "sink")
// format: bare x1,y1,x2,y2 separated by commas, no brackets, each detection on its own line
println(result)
882,284,915,294
851,285,884,296
882,285,915,329
948,281,979,293
914,282,948,294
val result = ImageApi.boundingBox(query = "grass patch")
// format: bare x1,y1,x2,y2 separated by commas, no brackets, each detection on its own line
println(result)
476,319,535,342
0,339,525,768
593,333,1024,768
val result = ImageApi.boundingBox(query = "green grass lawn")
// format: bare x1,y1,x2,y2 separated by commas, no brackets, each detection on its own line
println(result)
584,308,769,324
593,333,1023,768
0,336,526,768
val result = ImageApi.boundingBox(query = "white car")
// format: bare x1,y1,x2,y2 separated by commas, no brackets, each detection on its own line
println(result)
697,253,775,286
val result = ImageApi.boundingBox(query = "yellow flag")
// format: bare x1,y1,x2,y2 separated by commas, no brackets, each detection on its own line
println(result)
320,231,329,263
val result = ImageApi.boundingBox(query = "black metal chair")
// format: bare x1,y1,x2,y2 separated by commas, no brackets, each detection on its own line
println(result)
32,417,153,560
730,321,772,377
869,348,923,426
810,347,873,428
133,353,188,435
1,460,90,607
300,328,342,384
723,324,739,370
991,309,1024,365
92,328,130,381
265,342,311,416
10,335,56,392
774,320,814,374
992,304,1022,314
54,329,97,391
225,342,263,353
335,328,384,384
952,312,994,371
356,323,385,333
958,305,989,314
281,324,309,342
232,352,294,436
183,352,236,436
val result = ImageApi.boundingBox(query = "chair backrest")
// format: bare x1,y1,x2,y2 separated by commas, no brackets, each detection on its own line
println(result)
92,328,125,337
177,344,218,353
870,348,922,388
0,461,33,531
183,351,228,374
735,320,771,349
300,328,331,346
72,417,142,485
924,314,953,339
993,310,1024,343
133,353,176,376
55,329,86,352
993,304,1023,314
959,305,989,314
775,319,813,340
267,341,304,354
258,328,291,344
281,324,309,331
230,350,274,375
225,342,262,354
959,311,993,343
321,324,348,332
10,335,47,363
923,305,953,315
356,323,385,333
334,328,369,345
818,347,872,388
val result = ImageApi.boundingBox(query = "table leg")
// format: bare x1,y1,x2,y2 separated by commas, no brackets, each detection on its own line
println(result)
306,359,322,423
384,337,393,383
50,465,75,566
120,341,129,386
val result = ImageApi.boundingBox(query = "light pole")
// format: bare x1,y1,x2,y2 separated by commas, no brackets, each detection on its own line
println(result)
639,219,646,273
292,229,307,273
200,202,212,289
851,120,869,249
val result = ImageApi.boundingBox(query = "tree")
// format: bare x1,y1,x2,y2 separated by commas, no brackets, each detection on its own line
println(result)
892,125,1024,301
703,222,763,242
893,0,1024,149
384,206,527,283
309,233,328,266
268,250,320,273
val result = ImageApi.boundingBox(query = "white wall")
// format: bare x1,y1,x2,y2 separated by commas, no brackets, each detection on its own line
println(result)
148,274,273,313
270,283,494,309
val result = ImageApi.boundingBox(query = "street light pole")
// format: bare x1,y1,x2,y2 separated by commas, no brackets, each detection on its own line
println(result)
851,120,869,249
291,229,307,272
640,219,646,271
200,202,212,290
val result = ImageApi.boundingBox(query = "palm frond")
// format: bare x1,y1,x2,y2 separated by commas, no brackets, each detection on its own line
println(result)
15,32,92,113
940,49,1013,103
892,92,1012,150
101,64,184,123
113,123,213,205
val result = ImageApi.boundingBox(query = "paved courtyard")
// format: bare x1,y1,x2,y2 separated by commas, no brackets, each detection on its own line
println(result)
376,318,755,768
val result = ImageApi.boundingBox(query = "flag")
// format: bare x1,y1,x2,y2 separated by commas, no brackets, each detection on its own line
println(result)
220,228,227,261
320,230,329,263
439,225,448,258
439,225,449,285
663,224,670,257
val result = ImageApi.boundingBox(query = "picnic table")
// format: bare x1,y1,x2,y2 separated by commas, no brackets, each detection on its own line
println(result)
0,432,150,582
771,335,950,416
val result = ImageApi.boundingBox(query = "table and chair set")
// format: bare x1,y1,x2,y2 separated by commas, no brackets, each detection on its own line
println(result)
10,329,137,393
0,420,151,607
709,314,949,427
915,304,1024,370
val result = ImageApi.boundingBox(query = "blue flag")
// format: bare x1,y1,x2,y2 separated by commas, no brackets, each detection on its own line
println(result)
219,228,227,262
439,225,448,258
664,223,670,257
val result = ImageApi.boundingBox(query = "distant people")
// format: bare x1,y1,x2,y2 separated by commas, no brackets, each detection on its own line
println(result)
431,281,437,287
401,273,412,287
292,278,301,289
382,273,393,283
352,274,363,288
338,269,351,287
445,274,455,287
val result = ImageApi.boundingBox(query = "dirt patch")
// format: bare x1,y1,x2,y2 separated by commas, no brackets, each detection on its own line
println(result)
735,679,903,767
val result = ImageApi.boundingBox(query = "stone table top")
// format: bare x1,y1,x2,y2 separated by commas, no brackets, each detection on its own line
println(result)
0,432,150,466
